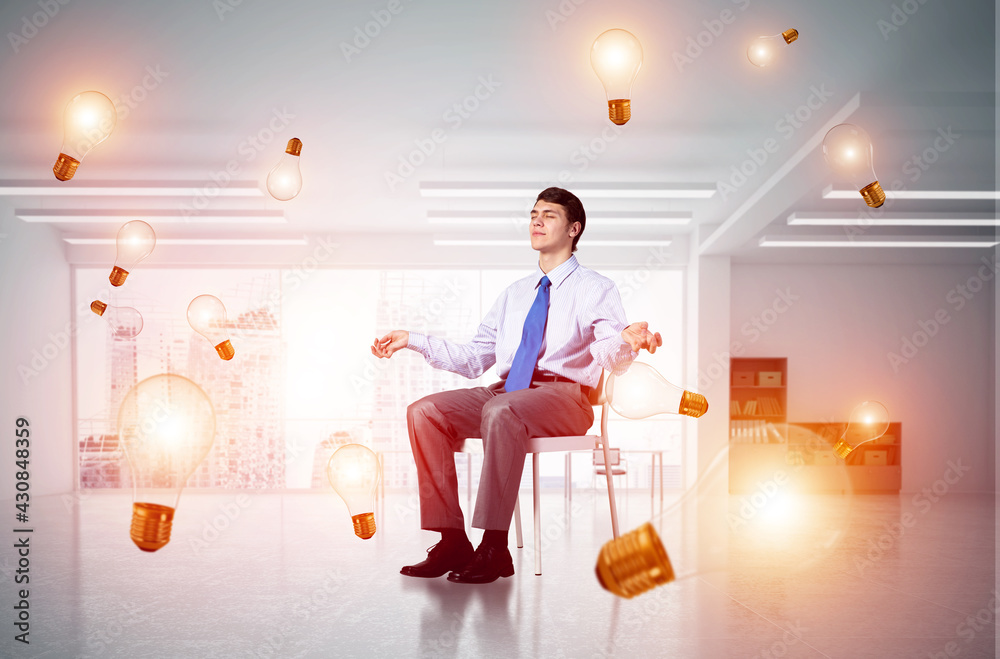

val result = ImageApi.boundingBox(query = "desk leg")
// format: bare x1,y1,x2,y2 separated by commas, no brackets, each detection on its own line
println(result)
658,452,663,505
565,453,572,505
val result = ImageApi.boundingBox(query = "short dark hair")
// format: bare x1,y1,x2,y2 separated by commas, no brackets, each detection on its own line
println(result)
536,187,586,252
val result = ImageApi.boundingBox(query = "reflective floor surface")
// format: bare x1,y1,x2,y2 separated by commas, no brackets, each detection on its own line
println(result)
1,488,996,658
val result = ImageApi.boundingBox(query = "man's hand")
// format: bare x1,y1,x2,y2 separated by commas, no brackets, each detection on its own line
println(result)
372,330,409,359
621,321,662,354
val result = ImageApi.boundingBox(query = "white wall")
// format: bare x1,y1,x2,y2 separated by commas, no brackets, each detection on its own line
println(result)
731,262,995,493
694,255,731,479
0,202,75,498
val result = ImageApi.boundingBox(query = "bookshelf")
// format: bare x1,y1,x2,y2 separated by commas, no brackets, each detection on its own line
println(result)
729,357,787,444
728,356,902,494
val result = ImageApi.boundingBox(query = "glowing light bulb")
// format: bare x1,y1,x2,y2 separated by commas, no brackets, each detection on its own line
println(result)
109,220,156,287
606,361,708,419
117,374,216,551
326,444,381,539
746,29,798,68
53,91,117,181
823,123,885,208
186,295,235,361
598,439,846,598
265,138,303,201
90,300,143,339
833,400,890,458
591,29,643,125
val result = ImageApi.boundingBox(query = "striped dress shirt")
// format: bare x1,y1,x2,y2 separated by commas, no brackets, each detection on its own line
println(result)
405,255,637,388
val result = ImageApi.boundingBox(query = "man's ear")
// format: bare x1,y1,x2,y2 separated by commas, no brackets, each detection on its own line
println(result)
570,221,580,236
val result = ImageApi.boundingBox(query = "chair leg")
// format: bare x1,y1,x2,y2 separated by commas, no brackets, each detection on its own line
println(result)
513,493,523,549
466,453,473,533
600,444,621,540
533,452,541,576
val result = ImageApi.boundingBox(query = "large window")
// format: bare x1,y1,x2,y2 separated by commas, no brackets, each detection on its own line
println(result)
74,266,684,490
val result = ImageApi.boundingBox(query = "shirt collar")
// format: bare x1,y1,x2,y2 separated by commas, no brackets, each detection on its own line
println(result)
534,254,579,290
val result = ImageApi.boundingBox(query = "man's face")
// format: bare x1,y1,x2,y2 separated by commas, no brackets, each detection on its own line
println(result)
529,200,578,253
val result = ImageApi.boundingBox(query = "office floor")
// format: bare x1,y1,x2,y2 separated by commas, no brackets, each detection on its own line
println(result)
4,488,996,658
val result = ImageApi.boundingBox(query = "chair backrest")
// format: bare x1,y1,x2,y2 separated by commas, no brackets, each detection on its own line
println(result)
589,370,606,407
593,447,620,466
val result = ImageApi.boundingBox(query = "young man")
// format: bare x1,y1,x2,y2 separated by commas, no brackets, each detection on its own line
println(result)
371,187,662,584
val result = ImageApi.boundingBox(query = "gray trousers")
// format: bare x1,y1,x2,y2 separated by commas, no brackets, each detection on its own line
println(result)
406,380,595,531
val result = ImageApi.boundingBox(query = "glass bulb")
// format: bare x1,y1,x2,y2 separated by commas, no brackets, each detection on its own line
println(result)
823,123,885,208
591,29,643,125
265,138,303,201
186,295,235,361
833,401,890,458
606,361,708,419
117,374,216,551
90,300,143,339
53,91,117,181
109,220,156,287
326,444,381,539
598,438,852,598
746,29,798,68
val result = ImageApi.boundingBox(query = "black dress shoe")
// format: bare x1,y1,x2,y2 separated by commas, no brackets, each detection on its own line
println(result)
446,543,514,584
400,539,475,578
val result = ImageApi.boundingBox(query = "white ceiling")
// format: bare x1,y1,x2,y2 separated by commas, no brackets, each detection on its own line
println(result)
0,0,995,267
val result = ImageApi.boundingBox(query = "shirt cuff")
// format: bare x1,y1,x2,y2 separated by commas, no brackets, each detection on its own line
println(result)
405,331,428,356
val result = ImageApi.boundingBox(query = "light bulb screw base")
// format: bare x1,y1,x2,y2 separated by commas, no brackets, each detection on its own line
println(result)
53,153,80,181
352,512,376,539
91,300,107,316
608,99,631,126
679,391,709,418
596,522,674,598
833,439,854,459
109,266,129,287
860,181,886,208
130,502,174,552
285,138,303,157
214,339,235,361
782,28,799,44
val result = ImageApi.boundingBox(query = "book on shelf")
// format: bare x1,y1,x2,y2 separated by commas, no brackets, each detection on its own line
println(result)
729,420,786,444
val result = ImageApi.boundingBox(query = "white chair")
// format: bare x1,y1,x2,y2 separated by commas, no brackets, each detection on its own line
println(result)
592,447,628,492
459,372,621,575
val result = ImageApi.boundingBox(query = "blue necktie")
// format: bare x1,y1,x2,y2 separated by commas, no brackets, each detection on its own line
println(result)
505,276,551,392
